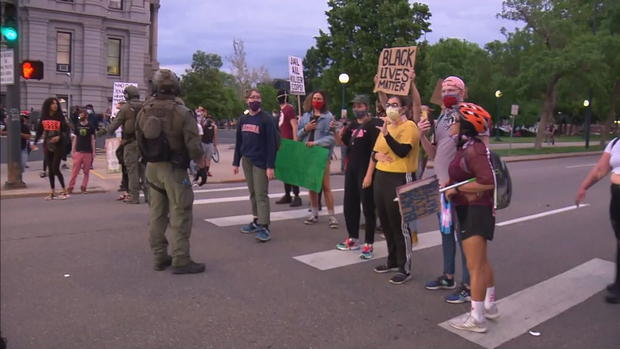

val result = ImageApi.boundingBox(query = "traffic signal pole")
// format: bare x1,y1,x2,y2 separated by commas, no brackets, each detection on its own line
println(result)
3,0,26,189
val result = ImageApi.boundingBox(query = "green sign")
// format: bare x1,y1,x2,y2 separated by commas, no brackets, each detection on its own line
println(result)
275,139,329,192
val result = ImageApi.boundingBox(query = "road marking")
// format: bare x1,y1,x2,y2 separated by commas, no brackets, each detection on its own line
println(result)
496,204,589,227
194,189,344,205
293,204,589,271
90,170,106,180
205,205,345,227
193,185,249,194
565,163,597,169
438,258,614,349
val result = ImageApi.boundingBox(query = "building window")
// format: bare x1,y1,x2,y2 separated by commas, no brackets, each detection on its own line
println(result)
56,32,71,72
109,0,122,9
107,38,121,76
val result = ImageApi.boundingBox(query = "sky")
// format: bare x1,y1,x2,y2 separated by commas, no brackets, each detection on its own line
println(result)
157,0,522,78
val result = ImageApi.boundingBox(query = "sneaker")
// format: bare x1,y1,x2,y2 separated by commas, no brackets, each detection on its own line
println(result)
124,194,140,204
485,304,500,320
40,171,47,178
446,284,472,304
80,186,87,194
389,272,412,285
153,256,172,271
360,244,374,260
336,238,360,251
61,163,69,170
275,195,292,204
373,264,399,274
304,214,318,225
290,196,302,207
172,261,205,274
425,275,456,290
328,216,339,229
240,221,259,234
449,314,487,333
66,187,74,195
255,226,271,242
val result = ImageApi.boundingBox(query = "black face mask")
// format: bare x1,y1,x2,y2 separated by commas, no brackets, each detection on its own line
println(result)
353,110,367,119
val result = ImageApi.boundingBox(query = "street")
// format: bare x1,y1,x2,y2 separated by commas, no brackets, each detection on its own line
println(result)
1,155,619,349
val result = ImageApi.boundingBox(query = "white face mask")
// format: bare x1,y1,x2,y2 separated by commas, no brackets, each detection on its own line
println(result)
386,107,400,121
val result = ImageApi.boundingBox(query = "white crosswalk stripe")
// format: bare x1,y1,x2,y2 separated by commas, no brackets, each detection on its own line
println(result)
205,205,344,226
438,258,614,349
194,188,343,205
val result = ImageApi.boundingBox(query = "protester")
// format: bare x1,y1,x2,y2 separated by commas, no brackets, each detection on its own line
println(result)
275,89,302,207
298,91,338,228
418,76,472,303
34,97,70,200
67,110,96,194
336,95,380,259
576,137,620,304
444,103,498,333
20,111,32,172
233,89,279,242
371,95,420,284
197,107,218,180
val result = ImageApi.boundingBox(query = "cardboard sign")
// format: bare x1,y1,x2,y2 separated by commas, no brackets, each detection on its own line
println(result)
396,176,440,225
111,82,138,118
373,46,417,96
105,137,121,173
288,56,305,95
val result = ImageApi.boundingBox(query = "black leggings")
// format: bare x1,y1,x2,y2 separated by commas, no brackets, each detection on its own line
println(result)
344,167,375,244
45,149,65,190
374,170,415,274
284,183,300,196
610,184,620,288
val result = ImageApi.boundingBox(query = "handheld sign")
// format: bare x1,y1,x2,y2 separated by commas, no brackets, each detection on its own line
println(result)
111,82,138,118
373,46,417,96
396,176,440,224
288,56,306,95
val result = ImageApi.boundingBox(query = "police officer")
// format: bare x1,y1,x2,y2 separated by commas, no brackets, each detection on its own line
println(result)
98,85,144,204
136,69,207,274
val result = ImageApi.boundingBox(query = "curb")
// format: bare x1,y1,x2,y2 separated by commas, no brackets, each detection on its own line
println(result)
501,151,602,163
0,186,107,200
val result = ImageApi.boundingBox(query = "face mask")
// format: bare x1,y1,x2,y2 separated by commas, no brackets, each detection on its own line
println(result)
443,94,460,108
353,110,367,119
248,101,261,112
312,101,324,111
386,107,400,121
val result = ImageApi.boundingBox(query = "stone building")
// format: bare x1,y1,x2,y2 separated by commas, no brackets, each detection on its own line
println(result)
1,0,160,114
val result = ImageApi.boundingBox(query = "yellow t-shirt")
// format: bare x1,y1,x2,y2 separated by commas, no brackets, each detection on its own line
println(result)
373,120,420,173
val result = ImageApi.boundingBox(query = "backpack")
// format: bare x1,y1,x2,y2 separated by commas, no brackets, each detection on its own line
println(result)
138,114,171,163
489,150,512,210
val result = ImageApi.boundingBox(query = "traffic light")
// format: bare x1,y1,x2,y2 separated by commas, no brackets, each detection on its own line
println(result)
1,2,18,43
21,60,44,80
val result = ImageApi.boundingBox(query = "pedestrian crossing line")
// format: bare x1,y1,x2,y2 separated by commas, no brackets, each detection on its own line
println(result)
193,185,250,194
205,205,345,227
194,189,344,206
294,230,441,271
293,204,590,271
565,163,597,169
496,204,590,227
438,258,614,349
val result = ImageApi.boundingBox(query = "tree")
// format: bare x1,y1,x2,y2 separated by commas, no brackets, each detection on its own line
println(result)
229,39,271,98
304,0,431,114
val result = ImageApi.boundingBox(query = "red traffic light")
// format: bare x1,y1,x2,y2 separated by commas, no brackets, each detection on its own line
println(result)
21,60,44,80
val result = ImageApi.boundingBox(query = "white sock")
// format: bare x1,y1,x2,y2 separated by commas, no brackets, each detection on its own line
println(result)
312,207,318,217
471,301,485,322
328,209,335,216
484,286,496,309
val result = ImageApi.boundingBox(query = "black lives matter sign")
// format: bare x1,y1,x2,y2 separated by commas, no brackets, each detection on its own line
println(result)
373,46,417,96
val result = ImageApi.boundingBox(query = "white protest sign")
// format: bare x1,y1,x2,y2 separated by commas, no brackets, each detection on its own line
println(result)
288,56,305,95
111,82,138,118
511,104,519,116
1,49,15,85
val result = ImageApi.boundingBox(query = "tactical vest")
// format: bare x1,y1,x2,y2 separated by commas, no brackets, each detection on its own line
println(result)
120,99,143,141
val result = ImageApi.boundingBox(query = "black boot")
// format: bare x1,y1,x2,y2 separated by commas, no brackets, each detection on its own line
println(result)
172,261,205,274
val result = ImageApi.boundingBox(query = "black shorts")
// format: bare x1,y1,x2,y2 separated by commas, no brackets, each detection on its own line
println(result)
611,184,620,240
456,205,495,241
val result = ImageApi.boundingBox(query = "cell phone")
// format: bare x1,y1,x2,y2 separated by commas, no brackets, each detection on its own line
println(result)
376,119,385,127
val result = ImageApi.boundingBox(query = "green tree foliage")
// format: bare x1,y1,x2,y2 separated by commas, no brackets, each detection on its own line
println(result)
304,0,431,115
180,50,244,119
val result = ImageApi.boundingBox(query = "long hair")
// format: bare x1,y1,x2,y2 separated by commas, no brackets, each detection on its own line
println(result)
303,90,329,114
41,97,64,120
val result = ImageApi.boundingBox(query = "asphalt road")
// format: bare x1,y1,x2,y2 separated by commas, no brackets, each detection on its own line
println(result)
1,155,618,349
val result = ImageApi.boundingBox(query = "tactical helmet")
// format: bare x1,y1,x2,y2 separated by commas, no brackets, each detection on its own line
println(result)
151,69,180,96
124,85,140,100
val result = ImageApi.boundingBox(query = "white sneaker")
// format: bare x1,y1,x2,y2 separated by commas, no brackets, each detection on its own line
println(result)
485,304,500,320
328,216,339,229
304,214,318,225
449,314,488,333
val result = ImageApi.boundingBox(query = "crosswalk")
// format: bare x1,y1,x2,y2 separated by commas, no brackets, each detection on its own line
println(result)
194,184,611,348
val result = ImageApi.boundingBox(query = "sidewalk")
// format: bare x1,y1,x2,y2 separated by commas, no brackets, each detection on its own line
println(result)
0,143,602,199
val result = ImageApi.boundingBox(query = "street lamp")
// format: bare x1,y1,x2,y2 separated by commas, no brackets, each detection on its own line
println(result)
338,73,349,119
494,90,503,141
583,99,592,149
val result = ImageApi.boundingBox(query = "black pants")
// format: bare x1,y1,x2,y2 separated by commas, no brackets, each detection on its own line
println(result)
611,184,620,288
45,148,65,190
344,167,375,244
284,183,300,196
374,170,414,274
116,144,128,190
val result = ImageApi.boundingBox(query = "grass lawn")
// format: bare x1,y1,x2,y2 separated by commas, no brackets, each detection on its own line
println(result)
491,135,602,144
495,145,603,156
